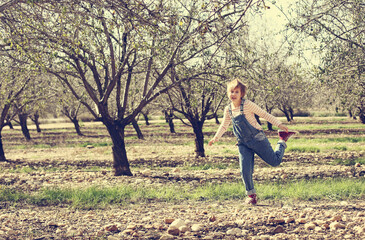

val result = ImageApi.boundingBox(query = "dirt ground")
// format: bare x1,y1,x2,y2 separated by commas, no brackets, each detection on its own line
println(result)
0,119,364,239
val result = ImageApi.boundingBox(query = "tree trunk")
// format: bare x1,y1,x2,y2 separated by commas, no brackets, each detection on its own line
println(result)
6,115,13,129
0,132,6,161
360,111,365,124
192,121,205,157
142,113,150,125
214,113,220,124
19,113,31,141
265,107,273,130
168,118,175,133
255,114,261,125
163,110,169,123
132,119,144,139
32,113,41,133
284,111,291,122
104,120,133,176
289,107,294,121
164,110,175,133
267,122,273,131
348,109,353,118
6,121,13,129
72,118,83,136
281,110,291,122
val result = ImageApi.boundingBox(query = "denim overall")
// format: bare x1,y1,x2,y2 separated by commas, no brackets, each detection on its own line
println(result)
229,99,286,195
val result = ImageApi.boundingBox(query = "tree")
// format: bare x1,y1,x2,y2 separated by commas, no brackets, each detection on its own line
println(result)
9,74,49,140
59,95,85,136
29,110,41,133
1,0,264,175
54,77,89,136
140,109,150,126
165,68,226,157
289,0,365,122
0,57,32,161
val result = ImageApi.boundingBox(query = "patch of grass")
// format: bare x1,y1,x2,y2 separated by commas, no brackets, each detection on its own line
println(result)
325,137,365,143
9,166,37,173
28,185,188,208
13,145,28,150
0,188,28,202
80,142,112,148
183,163,238,171
223,148,237,155
267,136,363,153
287,146,320,153
7,165,66,174
259,178,365,201
333,146,348,151
83,166,110,172
290,137,365,144
181,140,195,146
204,139,236,146
5,165,105,174
1,178,364,208
331,157,365,166
289,123,364,131
33,144,53,148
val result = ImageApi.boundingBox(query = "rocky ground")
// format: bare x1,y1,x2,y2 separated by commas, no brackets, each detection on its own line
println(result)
0,120,364,239
1,150,365,240
1,193,365,240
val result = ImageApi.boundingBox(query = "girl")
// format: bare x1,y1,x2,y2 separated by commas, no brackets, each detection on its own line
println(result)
208,79,297,205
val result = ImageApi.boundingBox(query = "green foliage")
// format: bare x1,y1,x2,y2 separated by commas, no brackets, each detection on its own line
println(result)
326,137,365,143
333,146,347,151
9,166,36,173
259,178,365,201
0,188,28,202
33,144,52,148
183,163,238,171
287,146,320,153
331,157,365,166
289,123,365,131
222,148,237,155
80,142,112,148
1,178,365,208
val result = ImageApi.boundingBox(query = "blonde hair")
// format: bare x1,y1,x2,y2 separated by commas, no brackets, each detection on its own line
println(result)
227,79,247,98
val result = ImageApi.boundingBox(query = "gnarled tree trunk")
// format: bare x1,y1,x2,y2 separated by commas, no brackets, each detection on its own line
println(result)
72,118,83,136
142,112,150,125
132,119,144,139
359,109,365,124
192,120,205,157
164,110,175,133
289,107,294,121
267,122,273,131
19,113,31,141
282,110,291,122
6,121,13,129
103,119,132,176
255,114,261,125
0,132,6,161
5,115,13,129
31,112,41,133
214,113,220,124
